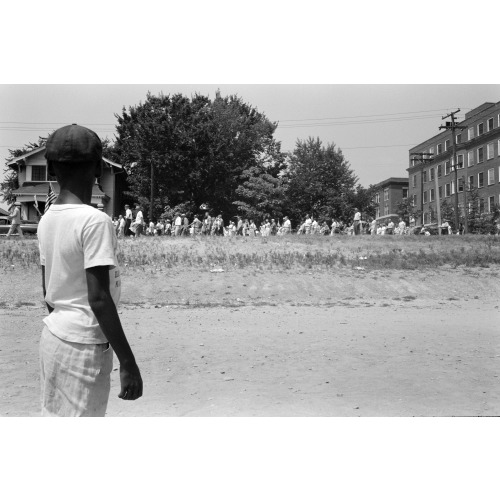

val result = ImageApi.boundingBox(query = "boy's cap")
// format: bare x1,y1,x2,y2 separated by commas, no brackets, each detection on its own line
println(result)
45,124,102,164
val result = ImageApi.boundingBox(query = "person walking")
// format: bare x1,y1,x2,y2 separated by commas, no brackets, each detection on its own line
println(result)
124,204,133,237
174,213,182,236
134,204,144,237
6,201,24,239
353,208,361,235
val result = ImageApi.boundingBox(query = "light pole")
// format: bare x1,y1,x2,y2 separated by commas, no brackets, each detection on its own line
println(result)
149,158,154,222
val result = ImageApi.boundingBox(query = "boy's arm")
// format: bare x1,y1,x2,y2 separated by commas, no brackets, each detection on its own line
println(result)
41,265,54,314
86,265,143,401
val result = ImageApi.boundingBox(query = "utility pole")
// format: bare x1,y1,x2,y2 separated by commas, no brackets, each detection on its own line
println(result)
149,158,154,222
410,152,433,227
439,110,467,233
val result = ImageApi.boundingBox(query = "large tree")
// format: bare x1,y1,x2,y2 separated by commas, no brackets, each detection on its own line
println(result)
112,91,280,220
283,137,359,224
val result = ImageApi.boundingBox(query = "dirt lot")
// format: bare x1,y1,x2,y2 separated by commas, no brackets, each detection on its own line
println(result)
1,263,499,417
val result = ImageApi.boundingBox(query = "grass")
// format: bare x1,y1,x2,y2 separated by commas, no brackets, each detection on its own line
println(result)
2,234,500,271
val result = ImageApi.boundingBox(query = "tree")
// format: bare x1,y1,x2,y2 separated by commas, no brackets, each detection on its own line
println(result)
352,184,378,221
397,196,422,224
112,91,280,221
233,143,287,222
283,137,359,225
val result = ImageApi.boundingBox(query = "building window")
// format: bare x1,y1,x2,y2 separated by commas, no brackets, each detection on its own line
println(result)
445,160,451,175
430,167,435,181
438,186,443,199
445,139,451,151
478,172,484,188
479,198,485,213
402,188,408,199
384,188,389,201
468,127,474,140
456,133,462,144
467,150,474,167
31,165,47,181
437,143,443,155
477,147,484,163
451,180,455,195
477,123,484,136
488,117,494,131
384,205,389,216
376,207,380,219
489,196,495,212
458,177,464,192
412,194,417,206
412,174,417,188
423,190,428,204
422,170,427,183
487,143,494,160
445,183,451,197
468,175,474,189
375,193,380,204
456,154,464,169
430,188,435,202
488,168,495,185
437,164,442,178
429,146,435,156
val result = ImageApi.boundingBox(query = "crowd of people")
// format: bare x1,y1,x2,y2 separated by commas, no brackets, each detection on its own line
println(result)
112,205,445,238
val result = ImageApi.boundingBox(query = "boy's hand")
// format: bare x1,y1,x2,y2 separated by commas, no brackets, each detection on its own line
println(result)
118,362,143,400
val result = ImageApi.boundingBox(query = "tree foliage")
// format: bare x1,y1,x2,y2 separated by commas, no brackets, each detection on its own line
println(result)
397,196,422,223
112,91,280,220
283,137,359,224
233,144,287,222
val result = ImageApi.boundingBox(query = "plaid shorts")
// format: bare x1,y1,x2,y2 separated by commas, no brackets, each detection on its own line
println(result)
40,326,113,417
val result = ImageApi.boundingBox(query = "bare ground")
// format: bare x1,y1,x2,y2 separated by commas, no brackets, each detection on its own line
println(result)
1,265,499,416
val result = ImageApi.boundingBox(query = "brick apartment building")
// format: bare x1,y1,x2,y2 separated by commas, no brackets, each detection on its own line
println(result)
408,101,500,226
372,177,409,220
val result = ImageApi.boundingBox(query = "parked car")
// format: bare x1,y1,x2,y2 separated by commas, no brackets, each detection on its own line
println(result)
0,216,39,235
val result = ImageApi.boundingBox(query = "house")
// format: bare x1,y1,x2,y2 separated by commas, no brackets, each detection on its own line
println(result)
372,177,409,220
6,146,127,220
408,101,500,225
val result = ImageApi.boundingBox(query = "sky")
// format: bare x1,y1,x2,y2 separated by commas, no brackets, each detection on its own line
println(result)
2,84,499,211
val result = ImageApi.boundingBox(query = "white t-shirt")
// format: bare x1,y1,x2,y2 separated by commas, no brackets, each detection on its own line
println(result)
135,210,144,224
354,212,361,221
125,208,133,220
38,204,121,344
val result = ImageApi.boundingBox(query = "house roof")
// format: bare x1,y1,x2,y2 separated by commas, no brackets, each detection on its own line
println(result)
12,182,107,198
6,146,46,166
6,146,124,172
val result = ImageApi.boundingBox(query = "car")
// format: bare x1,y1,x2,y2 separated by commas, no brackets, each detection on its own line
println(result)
0,216,39,235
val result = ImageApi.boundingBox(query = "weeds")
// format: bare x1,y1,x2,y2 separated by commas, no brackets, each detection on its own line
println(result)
3,234,500,271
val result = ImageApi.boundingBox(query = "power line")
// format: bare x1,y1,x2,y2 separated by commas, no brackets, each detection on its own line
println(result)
278,108,467,122
277,114,452,129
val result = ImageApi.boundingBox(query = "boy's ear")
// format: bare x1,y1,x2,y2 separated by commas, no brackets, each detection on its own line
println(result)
47,161,56,178
95,159,103,178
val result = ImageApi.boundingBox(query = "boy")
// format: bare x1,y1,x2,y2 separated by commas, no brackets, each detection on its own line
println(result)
38,124,142,417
